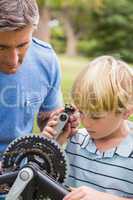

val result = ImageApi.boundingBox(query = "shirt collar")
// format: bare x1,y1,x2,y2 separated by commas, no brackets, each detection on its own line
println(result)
80,128,133,158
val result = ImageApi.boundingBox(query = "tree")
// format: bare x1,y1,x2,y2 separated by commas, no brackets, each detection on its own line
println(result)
52,0,104,56
35,0,61,42
89,0,133,62
36,0,103,56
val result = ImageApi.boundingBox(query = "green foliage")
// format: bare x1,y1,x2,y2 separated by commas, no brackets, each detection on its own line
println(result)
51,39,65,53
36,0,61,8
51,26,66,53
88,0,133,62
36,0,133,62
59,55,89,103
77,39,98,57
129,115,133,121
37,0,91,10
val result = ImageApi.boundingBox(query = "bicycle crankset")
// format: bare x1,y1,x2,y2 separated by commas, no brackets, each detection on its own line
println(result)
1,135,68,200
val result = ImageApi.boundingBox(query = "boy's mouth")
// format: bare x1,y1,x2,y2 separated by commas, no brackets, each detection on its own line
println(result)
87,129,96,133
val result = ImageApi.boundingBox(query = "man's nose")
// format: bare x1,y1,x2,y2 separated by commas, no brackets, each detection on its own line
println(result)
7,48,19,67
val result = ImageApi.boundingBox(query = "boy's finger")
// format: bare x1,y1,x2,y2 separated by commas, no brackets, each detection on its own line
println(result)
42,127,57,137
47,120,58,127
50,108,64,117
41,132,53,139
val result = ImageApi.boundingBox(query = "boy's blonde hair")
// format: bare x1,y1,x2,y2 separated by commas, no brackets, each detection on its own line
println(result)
71,55,133,116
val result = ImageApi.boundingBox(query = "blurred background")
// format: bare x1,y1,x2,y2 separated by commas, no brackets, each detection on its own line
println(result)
34,0,133,100
33,0,133,131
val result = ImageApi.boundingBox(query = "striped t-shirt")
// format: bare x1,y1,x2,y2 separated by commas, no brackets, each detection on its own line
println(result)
65,127,133,198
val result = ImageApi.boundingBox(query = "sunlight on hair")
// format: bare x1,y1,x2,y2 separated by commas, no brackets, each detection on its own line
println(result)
71,55,133,116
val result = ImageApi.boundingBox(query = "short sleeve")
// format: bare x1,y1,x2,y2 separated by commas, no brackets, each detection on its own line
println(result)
39,51,64,112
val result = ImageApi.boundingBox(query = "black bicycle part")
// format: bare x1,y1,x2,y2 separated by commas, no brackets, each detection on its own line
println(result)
0,135,68,199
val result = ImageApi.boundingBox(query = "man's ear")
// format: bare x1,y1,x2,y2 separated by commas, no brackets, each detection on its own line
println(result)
123,108,133,119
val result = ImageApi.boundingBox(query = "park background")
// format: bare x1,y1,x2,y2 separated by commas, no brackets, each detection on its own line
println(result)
33,0,133,132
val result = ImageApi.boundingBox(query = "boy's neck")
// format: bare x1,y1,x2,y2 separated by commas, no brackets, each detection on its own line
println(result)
94,121,129,152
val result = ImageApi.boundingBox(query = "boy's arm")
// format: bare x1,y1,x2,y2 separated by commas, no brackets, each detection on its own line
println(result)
63,186,132,200
97,191,132,200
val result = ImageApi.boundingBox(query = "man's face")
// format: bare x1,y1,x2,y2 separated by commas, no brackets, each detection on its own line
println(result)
0,26,33,74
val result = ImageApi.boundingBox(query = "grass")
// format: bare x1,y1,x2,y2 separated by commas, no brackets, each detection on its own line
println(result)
60,55,89,103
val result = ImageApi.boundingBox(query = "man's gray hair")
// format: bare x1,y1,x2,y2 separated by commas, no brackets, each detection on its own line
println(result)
0,0,39,31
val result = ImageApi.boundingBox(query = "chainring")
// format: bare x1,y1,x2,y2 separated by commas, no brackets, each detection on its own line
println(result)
1,135,68,199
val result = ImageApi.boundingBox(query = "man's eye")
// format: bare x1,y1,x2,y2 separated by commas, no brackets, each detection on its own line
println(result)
0,46,6,50
18,45,26,49
18,43,29,49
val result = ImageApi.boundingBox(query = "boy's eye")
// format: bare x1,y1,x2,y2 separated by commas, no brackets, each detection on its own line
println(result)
91,114,106,120
91,116,101,120
79,111,84,116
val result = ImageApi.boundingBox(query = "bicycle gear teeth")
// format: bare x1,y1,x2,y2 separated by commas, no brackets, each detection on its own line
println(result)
1,135,68,199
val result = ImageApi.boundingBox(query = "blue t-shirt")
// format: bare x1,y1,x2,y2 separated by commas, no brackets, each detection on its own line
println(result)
0,37,62,154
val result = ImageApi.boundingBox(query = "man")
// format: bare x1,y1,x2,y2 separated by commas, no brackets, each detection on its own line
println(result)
0,0,65,157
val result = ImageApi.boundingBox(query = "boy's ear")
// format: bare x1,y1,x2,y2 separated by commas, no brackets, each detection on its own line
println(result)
123,108,133,119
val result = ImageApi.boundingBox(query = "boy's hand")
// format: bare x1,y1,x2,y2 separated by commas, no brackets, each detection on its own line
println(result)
68,110,80,137
41,107,80,144
63,186,100,200
63,186,119,200
57,110,80,144
41,108,64,139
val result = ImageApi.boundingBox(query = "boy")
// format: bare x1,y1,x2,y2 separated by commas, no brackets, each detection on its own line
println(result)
45,56,133,200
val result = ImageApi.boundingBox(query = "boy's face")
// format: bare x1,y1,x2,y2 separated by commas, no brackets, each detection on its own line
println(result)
0,26,33,74
80,111,125,140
